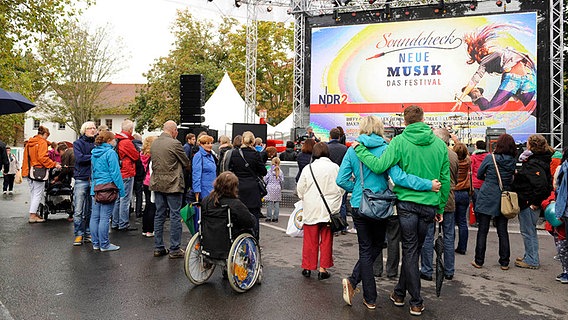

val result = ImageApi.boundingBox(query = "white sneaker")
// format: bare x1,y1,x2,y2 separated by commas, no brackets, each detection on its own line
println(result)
347,228,357,234
8,191,13,195
2,191,6,195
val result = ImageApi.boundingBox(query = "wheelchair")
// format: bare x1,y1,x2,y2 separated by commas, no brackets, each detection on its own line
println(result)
184,204,262,293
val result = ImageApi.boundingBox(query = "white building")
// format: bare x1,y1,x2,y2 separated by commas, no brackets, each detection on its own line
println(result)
24,83,146,143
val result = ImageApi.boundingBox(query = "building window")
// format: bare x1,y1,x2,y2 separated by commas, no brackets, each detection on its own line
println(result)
33,120,40,130
58,123,66,130
95,119,101,127
105,119,113,131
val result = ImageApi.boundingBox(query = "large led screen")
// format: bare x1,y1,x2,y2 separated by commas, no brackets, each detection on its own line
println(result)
309,12,537,143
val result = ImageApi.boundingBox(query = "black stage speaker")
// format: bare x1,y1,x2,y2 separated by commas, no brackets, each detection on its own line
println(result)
486,127,506,152
232,123,267,143
180,74,205,124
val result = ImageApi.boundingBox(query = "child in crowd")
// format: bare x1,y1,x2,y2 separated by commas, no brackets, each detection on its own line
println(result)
264,157,283,222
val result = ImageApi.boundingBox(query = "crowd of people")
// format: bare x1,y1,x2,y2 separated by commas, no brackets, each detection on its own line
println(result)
5,104,568,316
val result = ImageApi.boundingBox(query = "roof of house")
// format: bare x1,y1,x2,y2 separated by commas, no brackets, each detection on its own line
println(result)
96,83,144,114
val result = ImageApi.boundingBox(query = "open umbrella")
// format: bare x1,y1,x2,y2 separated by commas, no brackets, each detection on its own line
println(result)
0,88,36,115
435,222,445,297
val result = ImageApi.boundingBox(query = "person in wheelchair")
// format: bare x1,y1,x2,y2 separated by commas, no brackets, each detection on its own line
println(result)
200,171,256,260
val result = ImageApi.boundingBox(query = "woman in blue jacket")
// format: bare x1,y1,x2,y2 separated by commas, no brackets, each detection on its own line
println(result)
90,131,125,252
336,116,440,309
472,133,517,270
192,135,217,201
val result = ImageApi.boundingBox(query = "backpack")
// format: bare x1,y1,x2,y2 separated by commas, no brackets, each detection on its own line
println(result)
220,149,233,173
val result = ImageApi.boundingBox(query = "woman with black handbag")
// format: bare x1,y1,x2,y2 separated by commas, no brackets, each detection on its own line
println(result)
297,142,345,280
227,131,267,240
21,126,60,223
90,131,125,252
336,116,440,309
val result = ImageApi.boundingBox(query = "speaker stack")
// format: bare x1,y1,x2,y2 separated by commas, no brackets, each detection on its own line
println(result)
180,74,205,125
486,127,506,152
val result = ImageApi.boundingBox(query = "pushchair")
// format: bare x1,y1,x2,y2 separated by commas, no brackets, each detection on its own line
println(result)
39,167,74,220
184,203,263,293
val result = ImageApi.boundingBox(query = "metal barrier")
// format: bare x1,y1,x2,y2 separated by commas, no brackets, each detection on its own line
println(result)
264,160,300,208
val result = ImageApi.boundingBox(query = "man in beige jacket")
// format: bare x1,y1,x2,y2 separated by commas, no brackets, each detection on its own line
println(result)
150,120,190,259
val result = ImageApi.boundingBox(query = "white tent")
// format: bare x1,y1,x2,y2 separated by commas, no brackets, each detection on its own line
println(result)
268,113,293,141
203,72,274,137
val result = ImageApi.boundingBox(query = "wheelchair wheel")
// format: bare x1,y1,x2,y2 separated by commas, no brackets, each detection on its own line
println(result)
184,233,215,285
227,233,262,293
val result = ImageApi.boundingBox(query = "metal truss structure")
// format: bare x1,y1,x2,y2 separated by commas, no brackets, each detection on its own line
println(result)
549,0,564,149
238,0,564,146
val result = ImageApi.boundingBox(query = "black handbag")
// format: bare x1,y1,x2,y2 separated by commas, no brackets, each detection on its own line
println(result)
237,149,267,198
308,164,348,232
358,161,397,220
26,143,49,181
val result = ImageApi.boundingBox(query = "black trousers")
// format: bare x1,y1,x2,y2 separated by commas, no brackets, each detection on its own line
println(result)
3,174,15,191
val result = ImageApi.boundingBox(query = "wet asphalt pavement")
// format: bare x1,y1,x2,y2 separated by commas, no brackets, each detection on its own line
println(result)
0,181,567,320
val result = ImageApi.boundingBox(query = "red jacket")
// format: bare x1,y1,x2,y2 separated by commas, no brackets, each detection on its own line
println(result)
116,131,140,178
470,150,489,189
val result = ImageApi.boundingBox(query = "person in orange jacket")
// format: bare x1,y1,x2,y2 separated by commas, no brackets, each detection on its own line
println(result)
22,126,60,223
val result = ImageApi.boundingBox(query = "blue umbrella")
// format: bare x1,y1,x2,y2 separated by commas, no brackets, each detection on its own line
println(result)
0,88,36,115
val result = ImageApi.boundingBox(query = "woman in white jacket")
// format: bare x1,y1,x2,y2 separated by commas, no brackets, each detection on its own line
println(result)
297,142,345,280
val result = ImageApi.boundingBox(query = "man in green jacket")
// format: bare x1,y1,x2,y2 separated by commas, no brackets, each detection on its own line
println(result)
353,105,450,316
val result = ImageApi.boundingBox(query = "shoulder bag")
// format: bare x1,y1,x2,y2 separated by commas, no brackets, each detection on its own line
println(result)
492,153,520,219
94,182,119,204
308,164,347,232
26,144,49,181
237,148,268,198
358,161,397,220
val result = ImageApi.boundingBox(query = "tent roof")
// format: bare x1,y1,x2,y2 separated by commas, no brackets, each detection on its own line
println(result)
203,73,275,136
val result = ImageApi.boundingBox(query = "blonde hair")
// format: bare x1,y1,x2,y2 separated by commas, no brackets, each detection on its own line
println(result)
271,157,281,178
219,135,231,145
359,115,384,136
142,136,158,155
242,131,255,148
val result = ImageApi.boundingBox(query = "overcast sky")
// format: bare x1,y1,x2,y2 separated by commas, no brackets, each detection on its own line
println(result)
82,0,290,84
82,0,520,84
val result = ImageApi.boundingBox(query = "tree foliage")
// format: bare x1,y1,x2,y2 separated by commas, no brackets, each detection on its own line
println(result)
132,11,294,132
0,0,90,144
38,21,125,136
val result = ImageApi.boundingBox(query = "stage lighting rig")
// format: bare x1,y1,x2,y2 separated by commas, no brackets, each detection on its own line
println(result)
496,0,503,6
332,0,351,7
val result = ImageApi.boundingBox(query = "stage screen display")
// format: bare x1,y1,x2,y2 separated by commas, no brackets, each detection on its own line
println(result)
309,12,537,143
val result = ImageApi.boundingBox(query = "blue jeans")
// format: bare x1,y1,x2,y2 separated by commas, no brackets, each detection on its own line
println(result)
154,192,183,251
90,200,113,249
474,213,510,267
518,206,540,266
73,179,92,236
112,177,134,229
374,215,401,277
266,201,280,220
420,212,456,277
394,201,436,308
348,208,387,304
454,190,470,252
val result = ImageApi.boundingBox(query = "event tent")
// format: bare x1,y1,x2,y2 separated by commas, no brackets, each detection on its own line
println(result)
204,72,284,137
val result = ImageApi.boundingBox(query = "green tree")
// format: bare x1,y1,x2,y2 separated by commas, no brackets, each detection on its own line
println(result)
132,11,294,131
0,0,90,144
225,21,294,126
38,21,125,136
132,11,234,132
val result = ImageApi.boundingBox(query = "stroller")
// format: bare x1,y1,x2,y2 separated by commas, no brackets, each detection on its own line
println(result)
39,167,74,220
